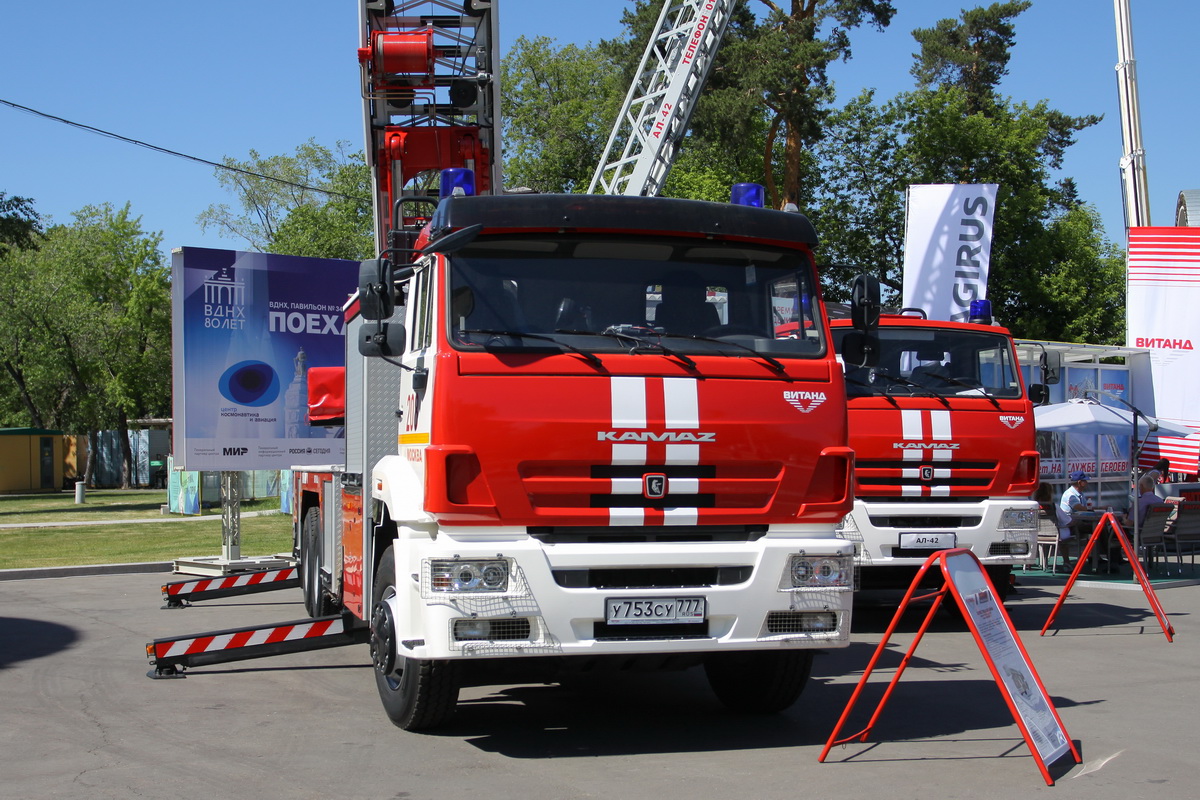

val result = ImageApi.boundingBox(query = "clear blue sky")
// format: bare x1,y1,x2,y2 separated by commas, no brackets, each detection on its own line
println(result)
1,1,1195,256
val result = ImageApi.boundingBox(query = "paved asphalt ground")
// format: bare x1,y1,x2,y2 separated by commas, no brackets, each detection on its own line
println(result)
1,564,1197,799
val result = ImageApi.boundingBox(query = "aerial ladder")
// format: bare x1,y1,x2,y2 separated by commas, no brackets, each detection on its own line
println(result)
588,0,734,197
1113,0,1150,230
147,0,502,670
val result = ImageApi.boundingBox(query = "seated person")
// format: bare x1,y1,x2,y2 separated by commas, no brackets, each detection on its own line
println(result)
1055,471,1092,568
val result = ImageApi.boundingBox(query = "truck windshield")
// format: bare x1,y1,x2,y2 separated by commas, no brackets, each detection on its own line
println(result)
446,234,825,360
833,326,1022,399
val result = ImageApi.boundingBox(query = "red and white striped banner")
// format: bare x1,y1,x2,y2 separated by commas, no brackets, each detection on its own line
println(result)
1127,227,1200,474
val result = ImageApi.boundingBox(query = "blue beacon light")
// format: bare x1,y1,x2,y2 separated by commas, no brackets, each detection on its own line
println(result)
730,183,765,208
439,168,476,198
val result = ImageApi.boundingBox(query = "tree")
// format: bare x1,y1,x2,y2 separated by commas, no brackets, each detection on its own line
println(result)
0,192,42,252
590,0,893,207
911,0,1030,114
808,2,1120,342
0,203,170,486
499,36,626,192
728,0,896,208
268,157,373,260
199,139,371,256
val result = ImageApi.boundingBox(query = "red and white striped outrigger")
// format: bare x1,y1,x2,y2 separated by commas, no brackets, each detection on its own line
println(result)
146,614,369,677
160,566,301,608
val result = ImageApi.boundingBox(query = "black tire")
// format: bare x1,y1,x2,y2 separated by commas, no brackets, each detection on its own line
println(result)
704,650,813,713
301,507,336,618
985,565,1013,603
371,545,461,731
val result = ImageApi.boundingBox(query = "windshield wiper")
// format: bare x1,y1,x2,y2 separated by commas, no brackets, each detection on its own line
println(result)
845,374,899,406
560,327,698,371
871,372,951,408
459,329,604,368
934,376,1002,408
662,333,789,376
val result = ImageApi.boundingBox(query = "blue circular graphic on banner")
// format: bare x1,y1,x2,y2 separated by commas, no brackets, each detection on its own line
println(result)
218,360,281,406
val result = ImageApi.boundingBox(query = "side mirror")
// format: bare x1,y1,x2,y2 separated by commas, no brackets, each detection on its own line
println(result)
1041,350,1061,385
1028,383,1049,406
840,331,879,369
358,321,407,358
358,258,395,321
850,274,881,332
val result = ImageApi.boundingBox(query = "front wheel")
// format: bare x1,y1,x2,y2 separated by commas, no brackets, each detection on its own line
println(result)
704,650,813,713
985,565,1013,602
371,545,461,731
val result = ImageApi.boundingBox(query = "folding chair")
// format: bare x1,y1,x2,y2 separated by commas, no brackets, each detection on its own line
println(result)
1034,514,1061,573
1137,503,1176,572
1167,501,1200,568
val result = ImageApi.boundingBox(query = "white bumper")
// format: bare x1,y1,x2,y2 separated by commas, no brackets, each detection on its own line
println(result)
385,528,853,660
838,498,1038,567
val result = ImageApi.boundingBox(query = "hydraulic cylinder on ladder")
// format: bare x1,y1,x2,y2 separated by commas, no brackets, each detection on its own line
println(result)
588,0,733,197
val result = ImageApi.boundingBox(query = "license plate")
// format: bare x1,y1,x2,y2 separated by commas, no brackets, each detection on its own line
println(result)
899,532,956,549
605,596,705,625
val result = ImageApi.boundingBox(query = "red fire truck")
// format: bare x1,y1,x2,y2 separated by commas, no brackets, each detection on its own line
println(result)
829,308,1042,599
146,0,874,731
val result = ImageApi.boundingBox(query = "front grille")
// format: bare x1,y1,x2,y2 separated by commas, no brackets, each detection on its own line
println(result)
528,525,768,544
519,461,781,513
593,621,711,641
855,458,999,497
868,515,982,528
553,566,751,589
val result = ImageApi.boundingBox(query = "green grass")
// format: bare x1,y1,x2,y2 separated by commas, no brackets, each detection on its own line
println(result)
0,489,293,570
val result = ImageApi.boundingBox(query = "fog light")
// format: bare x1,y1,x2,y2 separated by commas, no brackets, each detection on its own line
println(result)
454,619,492,639
765,610,839,634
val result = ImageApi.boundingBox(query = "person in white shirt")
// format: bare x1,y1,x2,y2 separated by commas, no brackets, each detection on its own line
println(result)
1056,471,1092,568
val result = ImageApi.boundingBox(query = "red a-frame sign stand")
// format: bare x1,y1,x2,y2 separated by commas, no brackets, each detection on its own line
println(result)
1040,511,1175,642
820,549,1081,786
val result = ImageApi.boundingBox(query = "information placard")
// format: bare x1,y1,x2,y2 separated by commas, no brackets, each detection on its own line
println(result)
943,551,1072,767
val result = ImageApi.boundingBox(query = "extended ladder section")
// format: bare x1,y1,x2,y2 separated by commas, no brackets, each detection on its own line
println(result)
359,0,502,251
588,0,733,197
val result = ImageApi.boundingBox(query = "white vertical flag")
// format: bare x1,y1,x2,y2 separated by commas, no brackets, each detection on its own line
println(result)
901,184,999,322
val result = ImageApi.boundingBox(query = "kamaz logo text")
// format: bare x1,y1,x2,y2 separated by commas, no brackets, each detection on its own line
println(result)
784,390,826,413
999,415,1025,429
892,442,960,450
598,431,716,443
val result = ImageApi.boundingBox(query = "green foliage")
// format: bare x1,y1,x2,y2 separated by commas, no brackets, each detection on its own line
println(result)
911,1,1031,113
268,158,373,260
500,36,625,192
198,139,371,256
0,203,169,436
0,192,42,252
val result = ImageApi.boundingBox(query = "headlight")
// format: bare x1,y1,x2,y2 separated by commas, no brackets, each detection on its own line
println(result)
787,554,851,588
429,559,510,592
998,508,1037,530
